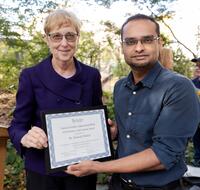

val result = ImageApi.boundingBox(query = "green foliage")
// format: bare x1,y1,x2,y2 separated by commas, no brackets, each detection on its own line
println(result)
103,91,114,119
76,31,102,68
0,33,49,91
112,60,130,78
4,141,25,190
0,0,180,92
93,0,175,7
97,173,111,184
0,0,56,91
93,0,176,14
173,48,195,78
185,141,195,165
160,34,171,46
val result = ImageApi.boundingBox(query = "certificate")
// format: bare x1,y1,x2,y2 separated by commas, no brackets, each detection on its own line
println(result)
41,105,114,173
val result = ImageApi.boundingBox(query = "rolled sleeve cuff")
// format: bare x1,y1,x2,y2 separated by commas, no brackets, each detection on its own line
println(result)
151,137,186,170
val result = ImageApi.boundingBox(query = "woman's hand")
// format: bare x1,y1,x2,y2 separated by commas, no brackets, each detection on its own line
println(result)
108,118,118,140
21,126,48,149
65,160,99,177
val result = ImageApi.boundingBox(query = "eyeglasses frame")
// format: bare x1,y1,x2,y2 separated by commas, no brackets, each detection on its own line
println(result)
122,36,160,46
48,32,79,43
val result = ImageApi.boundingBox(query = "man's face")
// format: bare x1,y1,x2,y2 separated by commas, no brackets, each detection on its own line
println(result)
121,19,161,70
194,62,200,77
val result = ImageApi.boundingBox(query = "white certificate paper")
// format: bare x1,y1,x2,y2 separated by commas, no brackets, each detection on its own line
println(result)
41,106,113,173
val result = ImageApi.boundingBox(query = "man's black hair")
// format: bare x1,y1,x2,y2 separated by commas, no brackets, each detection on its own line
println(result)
121,14,160,41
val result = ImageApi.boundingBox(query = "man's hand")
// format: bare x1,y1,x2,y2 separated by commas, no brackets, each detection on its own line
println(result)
65,160,99,177
21,126,48,149
108,118,118,140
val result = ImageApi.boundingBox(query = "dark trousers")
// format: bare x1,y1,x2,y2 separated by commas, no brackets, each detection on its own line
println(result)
108,174,184,190
26,170,97,190
193,125,200,164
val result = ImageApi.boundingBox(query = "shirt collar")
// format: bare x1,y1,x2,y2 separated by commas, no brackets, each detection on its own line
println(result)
124,62,163,89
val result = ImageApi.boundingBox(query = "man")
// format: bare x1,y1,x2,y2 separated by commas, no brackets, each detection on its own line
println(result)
66,14,200,190
191,57,200,89
191,57,200,167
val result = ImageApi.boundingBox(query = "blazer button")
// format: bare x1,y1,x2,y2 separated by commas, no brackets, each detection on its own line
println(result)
57,98,61,103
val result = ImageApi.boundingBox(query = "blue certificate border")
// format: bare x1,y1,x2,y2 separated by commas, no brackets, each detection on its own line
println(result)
41,105,114,173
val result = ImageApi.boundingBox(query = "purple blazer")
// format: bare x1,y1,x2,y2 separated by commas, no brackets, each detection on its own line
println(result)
8,55,103,176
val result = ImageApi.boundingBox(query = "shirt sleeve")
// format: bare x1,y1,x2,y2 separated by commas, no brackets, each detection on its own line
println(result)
151,77,200,169
8,69,35,156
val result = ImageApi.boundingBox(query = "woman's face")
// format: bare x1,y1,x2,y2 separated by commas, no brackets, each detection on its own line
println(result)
46,24,79,64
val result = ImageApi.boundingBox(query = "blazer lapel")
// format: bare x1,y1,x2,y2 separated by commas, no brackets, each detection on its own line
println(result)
35,56,84,102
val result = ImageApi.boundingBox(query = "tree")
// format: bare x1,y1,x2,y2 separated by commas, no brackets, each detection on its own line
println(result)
76,31,102,68
0,20,49,91
1,0,197,90
93,0,176,10
173,48,195,79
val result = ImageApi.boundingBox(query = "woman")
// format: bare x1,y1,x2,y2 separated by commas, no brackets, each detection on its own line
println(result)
8,9,102,190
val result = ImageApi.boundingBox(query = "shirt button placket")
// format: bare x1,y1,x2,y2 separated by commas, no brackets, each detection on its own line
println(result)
126,134,130,139
127,112,132,139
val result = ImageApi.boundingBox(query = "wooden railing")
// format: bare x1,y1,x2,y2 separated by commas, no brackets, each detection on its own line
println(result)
0,126,9,190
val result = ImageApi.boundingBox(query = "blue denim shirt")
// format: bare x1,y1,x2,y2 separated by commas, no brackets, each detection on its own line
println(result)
114,62,200,186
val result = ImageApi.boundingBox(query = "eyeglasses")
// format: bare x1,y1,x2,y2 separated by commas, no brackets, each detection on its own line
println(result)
122,36,160,46
48,32,78,43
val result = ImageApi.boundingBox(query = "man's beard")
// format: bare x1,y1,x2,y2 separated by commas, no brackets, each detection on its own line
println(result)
126,60,155,71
